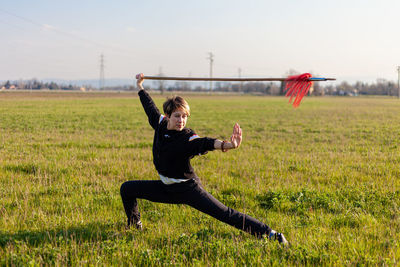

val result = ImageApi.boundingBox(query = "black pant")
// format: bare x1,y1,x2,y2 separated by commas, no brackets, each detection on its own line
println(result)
120,178,271,237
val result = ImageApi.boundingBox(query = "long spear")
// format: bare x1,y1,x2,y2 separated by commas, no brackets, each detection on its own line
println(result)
136,73,336,107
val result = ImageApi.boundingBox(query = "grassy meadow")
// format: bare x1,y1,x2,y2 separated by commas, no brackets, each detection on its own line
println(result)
0,91,399,265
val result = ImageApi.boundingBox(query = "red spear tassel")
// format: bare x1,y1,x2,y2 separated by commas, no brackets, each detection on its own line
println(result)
285,73,313,108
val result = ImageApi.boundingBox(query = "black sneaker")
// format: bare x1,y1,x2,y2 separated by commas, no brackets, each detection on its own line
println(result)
127,215,143,230
134,220,143,230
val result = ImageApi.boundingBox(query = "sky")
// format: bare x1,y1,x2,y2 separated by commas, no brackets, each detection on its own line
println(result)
1,0,400,84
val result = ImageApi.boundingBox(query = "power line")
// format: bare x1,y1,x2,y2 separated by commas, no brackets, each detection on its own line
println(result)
0,8,134,56
0,18,27,30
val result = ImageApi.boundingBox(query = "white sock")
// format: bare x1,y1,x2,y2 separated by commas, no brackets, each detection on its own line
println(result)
269,230,277,239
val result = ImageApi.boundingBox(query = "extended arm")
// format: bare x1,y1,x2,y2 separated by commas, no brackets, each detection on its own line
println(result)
185,124,242,156
136,73,162,130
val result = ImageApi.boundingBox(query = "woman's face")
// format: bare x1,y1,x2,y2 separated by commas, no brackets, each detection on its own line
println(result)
167,109,188,131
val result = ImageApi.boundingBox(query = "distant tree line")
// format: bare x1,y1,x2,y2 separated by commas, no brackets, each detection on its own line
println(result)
0,79,137,91
1,79,85,90
1,78,398,96
322,79,398,96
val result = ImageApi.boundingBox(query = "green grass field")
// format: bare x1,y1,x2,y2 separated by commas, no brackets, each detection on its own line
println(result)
0,91,399,265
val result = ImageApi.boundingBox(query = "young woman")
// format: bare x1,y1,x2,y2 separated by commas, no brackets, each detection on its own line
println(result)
120,73,288,244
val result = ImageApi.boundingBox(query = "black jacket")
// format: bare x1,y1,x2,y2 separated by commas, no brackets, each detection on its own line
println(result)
138,90,216,179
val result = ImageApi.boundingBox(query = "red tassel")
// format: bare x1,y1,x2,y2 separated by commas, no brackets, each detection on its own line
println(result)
284,73,312,108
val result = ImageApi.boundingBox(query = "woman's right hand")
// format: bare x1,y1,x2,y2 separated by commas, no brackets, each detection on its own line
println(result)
136,73,144,89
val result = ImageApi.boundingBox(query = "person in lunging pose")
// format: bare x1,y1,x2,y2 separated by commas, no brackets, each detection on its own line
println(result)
120,73,288,244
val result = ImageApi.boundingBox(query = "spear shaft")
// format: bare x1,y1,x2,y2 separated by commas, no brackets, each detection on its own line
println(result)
142,76,336,82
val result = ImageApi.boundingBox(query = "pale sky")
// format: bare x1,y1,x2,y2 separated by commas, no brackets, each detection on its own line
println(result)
1,0,400,84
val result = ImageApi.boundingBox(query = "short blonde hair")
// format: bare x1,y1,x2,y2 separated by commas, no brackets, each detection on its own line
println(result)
163,96,190,117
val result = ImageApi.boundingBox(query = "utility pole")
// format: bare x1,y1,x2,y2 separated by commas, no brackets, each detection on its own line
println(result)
238,68,242,92
185,72,192,91
158,66,165,94
99,54,105,90
398,66,400,98
207,52,214,91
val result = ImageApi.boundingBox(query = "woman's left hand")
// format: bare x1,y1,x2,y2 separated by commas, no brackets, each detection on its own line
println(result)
230,123,242,149
136,73,144,89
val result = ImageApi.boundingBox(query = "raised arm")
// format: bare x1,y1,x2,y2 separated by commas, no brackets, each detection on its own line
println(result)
136,73,162,130
214,123,242,152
